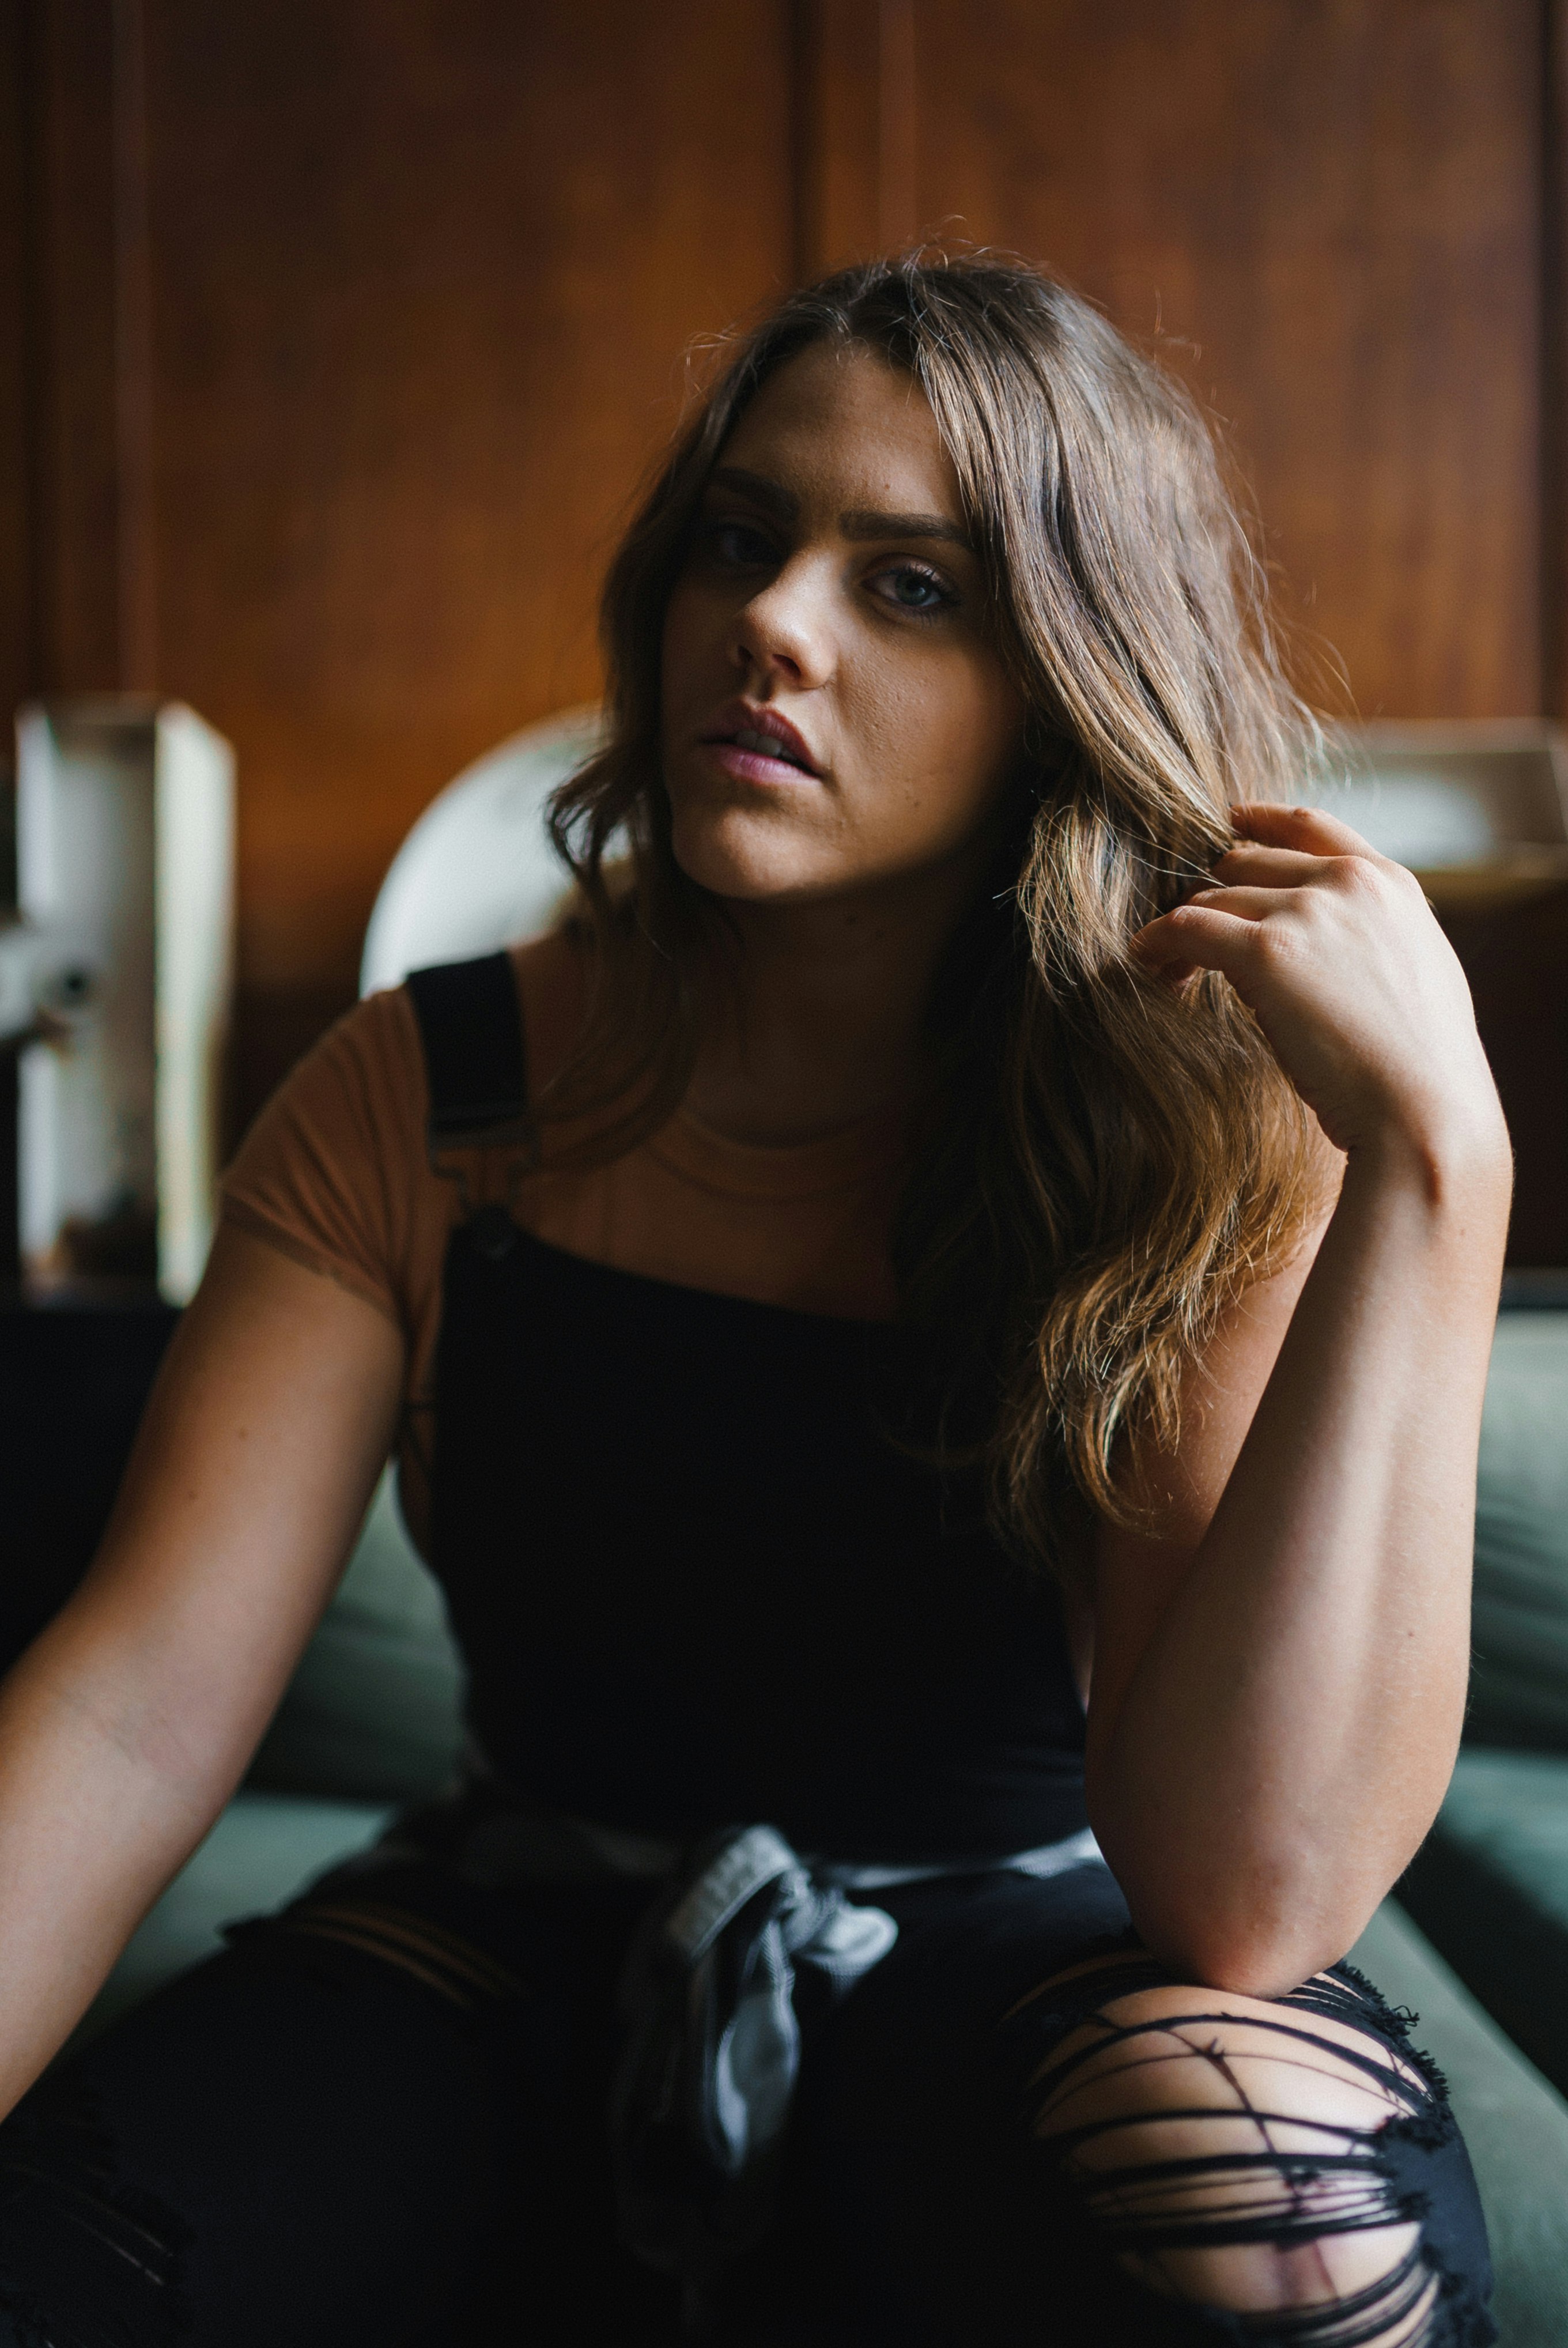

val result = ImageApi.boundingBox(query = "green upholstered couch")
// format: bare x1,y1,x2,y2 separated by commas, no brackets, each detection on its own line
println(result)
80,1315,1568,2342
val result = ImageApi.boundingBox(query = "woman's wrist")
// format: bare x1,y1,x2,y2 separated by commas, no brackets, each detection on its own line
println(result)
1342,1098,1512,1249
1341,1083,1512,1214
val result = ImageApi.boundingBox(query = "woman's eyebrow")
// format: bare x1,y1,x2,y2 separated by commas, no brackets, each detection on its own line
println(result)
706,466,796,518
839,508,972,551
705,468,971,553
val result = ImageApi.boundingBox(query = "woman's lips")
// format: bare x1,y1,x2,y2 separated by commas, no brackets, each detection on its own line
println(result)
697,701,822,785
702,738,819,786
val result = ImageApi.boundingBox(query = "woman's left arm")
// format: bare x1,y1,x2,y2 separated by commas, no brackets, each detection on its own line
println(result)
1086,803,1512,1998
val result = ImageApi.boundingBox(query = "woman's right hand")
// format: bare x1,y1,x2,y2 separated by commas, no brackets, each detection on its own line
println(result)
0,1225,403,2120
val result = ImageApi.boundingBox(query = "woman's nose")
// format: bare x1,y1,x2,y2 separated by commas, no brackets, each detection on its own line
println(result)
728,557,836,691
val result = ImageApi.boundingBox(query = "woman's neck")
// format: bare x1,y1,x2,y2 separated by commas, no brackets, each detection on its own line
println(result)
683,856,983,1149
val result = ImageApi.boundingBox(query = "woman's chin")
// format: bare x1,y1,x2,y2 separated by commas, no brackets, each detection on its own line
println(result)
668,810,841,905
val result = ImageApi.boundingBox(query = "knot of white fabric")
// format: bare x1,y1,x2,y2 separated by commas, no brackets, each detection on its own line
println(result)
609,1819,1101,2285
327,1765,1101,2289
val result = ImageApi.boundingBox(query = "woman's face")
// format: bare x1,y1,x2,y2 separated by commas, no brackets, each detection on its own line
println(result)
660,341,1026,907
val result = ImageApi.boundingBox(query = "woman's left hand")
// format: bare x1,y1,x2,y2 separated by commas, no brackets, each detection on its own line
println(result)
1109,802,1511,1990
1132,802,1508,1165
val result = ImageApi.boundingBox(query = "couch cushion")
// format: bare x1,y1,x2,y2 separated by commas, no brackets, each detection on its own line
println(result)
1468,1311,1568,1749
246,1470,466,1800
1350,1898,1568,2348
1398,1747,1568,2102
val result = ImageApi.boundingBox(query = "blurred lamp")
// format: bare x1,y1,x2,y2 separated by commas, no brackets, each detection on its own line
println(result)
2,700,234,1304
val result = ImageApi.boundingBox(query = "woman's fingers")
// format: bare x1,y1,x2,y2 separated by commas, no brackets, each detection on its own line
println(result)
1180,885,1302,924
1230,801,1380,858
1211,844,1333,889
1178,806,1391,905
1134,903,1268,983
1135,801,1505,1161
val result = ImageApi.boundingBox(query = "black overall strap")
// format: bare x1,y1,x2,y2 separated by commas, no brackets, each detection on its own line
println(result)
405,952,531,1156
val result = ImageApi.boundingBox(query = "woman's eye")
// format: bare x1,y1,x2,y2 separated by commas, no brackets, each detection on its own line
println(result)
702,520,777,569
874,563,957,616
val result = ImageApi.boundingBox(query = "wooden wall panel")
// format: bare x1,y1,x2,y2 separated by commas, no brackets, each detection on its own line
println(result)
794,0,921,275
135,0,795,1119
910,0,1543,724
2,0,1562,1176
0,0,31,733
1546,0,1568,723
21,0,124,693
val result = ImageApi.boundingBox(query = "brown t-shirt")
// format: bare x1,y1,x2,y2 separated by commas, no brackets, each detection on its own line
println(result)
220,928,908,1550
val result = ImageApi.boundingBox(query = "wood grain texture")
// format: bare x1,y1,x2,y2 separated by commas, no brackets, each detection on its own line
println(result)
4,0,153,702
2,0,1562,1194
134,0,795,1120
26,0,123,692
914,0,1543,723
877,0,917,251
0,1,18,1278
111,0,153,690
0,0,32,727
792,0,882,274
792,0,923,274
1545,0,1568,720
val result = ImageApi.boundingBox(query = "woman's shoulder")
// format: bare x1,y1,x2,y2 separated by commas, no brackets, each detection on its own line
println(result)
219,980,435,1322
226,924,586,1174
219,923,594,1309
228,979,429,1190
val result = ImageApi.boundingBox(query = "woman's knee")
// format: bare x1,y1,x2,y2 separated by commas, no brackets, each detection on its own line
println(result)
1021,1967,1484,2346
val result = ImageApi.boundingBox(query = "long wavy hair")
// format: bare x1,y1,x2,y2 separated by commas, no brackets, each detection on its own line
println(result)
545,252,1323,1583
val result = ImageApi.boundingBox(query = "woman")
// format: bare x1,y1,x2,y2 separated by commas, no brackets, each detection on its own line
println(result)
0,256,1508,2346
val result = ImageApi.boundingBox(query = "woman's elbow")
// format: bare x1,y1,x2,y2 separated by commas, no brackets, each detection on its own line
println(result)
1114,1863,1390,2000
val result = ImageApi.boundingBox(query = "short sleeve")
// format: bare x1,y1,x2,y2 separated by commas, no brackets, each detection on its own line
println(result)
220,986,436,1334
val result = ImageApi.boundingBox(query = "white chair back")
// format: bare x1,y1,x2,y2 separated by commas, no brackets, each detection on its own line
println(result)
359,704,608,995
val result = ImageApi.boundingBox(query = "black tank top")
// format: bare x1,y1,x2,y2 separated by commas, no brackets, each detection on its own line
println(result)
411,953,1089,1866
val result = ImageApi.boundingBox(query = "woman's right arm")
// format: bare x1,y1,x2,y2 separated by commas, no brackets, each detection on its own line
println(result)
0,1222,404,2120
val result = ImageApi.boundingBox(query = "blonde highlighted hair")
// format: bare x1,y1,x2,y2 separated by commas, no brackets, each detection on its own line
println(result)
546,252,1321,1580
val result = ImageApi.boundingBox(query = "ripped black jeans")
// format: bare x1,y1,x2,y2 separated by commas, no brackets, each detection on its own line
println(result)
0,1855,1494,2347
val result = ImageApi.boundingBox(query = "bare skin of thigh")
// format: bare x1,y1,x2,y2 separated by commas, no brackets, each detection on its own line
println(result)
1027,1951,1444,2345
